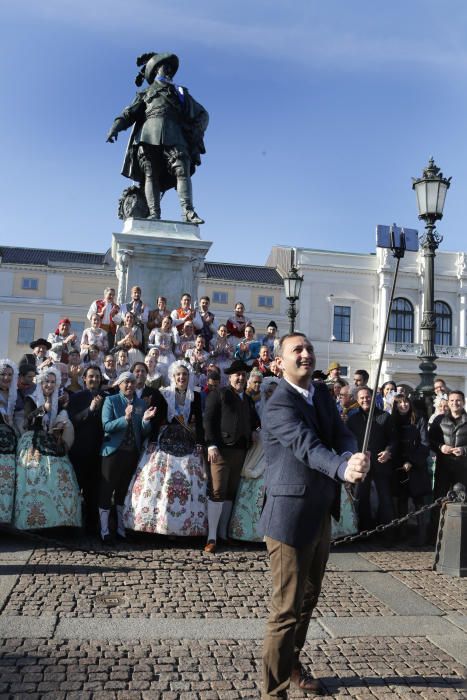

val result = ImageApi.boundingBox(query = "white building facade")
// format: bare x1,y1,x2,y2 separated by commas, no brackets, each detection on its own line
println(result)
268,245,467,394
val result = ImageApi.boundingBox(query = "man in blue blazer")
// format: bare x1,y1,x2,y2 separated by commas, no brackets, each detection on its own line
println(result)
259,333,369,698
98,371,157,542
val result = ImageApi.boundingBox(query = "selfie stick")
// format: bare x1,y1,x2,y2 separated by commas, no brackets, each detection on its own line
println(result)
353,224,416,501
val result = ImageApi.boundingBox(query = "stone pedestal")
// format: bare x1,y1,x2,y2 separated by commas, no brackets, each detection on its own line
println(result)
112,218,212,308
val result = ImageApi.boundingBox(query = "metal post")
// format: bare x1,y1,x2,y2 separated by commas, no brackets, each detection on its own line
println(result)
288,299,296,334
416,222,443,401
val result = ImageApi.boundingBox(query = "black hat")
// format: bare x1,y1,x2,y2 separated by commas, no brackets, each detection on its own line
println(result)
30,338,52,350
19,363,37,376
224,359,251,375
267,320,278,329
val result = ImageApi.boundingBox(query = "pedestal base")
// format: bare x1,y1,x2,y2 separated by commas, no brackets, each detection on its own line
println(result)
112,218,212,309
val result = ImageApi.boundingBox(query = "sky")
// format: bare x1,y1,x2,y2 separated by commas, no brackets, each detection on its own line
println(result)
1,1,467,265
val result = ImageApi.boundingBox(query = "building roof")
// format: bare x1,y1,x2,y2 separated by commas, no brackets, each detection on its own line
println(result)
204,261,283,286
0,246,108,267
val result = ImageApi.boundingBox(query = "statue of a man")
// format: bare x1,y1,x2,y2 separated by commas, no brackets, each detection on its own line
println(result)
107,52,209,224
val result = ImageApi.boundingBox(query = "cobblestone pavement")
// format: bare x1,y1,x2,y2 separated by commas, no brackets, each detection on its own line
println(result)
0,532,465,698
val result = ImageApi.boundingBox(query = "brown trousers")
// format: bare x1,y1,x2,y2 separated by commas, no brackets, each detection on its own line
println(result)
262,515,331,699
209,447,246,501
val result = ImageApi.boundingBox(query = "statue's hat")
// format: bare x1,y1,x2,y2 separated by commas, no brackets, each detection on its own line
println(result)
145,53,179,84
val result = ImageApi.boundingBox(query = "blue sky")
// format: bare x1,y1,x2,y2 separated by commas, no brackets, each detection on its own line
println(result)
1,1,467,264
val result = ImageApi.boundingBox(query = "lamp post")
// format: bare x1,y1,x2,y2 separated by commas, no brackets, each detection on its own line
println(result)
412,158,451,401
283,264,304,334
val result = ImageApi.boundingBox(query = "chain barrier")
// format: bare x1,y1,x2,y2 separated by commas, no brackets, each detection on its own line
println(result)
0,488,463,562
330,495,447,546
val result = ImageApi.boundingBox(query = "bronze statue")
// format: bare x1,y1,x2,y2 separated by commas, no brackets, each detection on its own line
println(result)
107,52,209,224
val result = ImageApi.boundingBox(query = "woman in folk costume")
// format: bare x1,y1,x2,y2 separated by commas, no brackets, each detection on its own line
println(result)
0,359,19,523
114,311,145,365
124,360,207,536
210,324,233,387
14,366,82,530
148,315,179,380
229,376,278,542
80,313,109,360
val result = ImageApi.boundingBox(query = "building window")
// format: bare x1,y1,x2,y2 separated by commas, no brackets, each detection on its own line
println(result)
434,301,452,346
70,321,85,338
333,306,351,342
21,277,39,290
17,318,35,344
212,291,228,304
258,295,274,308
339,365,348,377
388,298,414,343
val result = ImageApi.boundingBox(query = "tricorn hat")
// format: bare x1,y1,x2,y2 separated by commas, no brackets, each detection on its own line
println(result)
224,359,251,375
30,338,52,350
144,52,179,84
267,320,278,329
326,361,341,374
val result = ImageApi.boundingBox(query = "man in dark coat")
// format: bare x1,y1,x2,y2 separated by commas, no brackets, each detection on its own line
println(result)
203,359,260,553
429,389,467,498
107,51,208,224
68,365,111,534
131,361,167,429
259,333,369,697
347,386,397,532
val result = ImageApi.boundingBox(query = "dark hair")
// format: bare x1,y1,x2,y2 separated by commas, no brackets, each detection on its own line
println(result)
83,364,102,380
354,369,369,382
277,332,308,356
19,364,36,377
392,393,416,425
200,295,210,303
448,390,465,401
181,292,191,299
381,381,396,393
312,369,327,381
207,371,221,381
245,324,255,333
157,296,167,303
357,385,373,397
131,362,149,373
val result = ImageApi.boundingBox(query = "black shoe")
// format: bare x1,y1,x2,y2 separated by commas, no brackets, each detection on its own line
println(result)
184,210,204,225
100,533,114,545
115,531,127,542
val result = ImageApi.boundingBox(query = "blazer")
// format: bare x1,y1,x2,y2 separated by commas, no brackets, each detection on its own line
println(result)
204,386,260,450
101,392,150,457
258,379,357,548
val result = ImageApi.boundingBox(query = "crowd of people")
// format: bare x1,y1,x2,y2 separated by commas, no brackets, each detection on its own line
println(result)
0,284,464,550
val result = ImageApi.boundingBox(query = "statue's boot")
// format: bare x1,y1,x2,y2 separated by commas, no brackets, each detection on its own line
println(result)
177,173,204,224
144,177,161,220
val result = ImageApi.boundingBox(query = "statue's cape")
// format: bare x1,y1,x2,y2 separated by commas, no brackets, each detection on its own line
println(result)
120,86,208,193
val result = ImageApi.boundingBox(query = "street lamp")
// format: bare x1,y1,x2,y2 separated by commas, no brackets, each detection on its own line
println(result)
412,158,451,400
283,265,304,334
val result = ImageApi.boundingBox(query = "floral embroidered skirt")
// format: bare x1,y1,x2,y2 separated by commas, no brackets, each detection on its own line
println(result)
124,440,208,536
229,475,265,542
13,431,82,530
229,481,358,543
0,423,17,523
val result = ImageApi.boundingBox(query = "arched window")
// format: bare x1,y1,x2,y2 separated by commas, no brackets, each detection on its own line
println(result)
388,298,414,343
434,301,452,346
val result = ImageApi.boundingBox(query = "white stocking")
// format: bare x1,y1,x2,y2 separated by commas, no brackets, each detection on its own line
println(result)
207,500,223,542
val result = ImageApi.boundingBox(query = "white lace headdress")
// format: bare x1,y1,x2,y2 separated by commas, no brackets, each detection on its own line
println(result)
161,359,194,423
0,358,18,417
33,366,61,427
